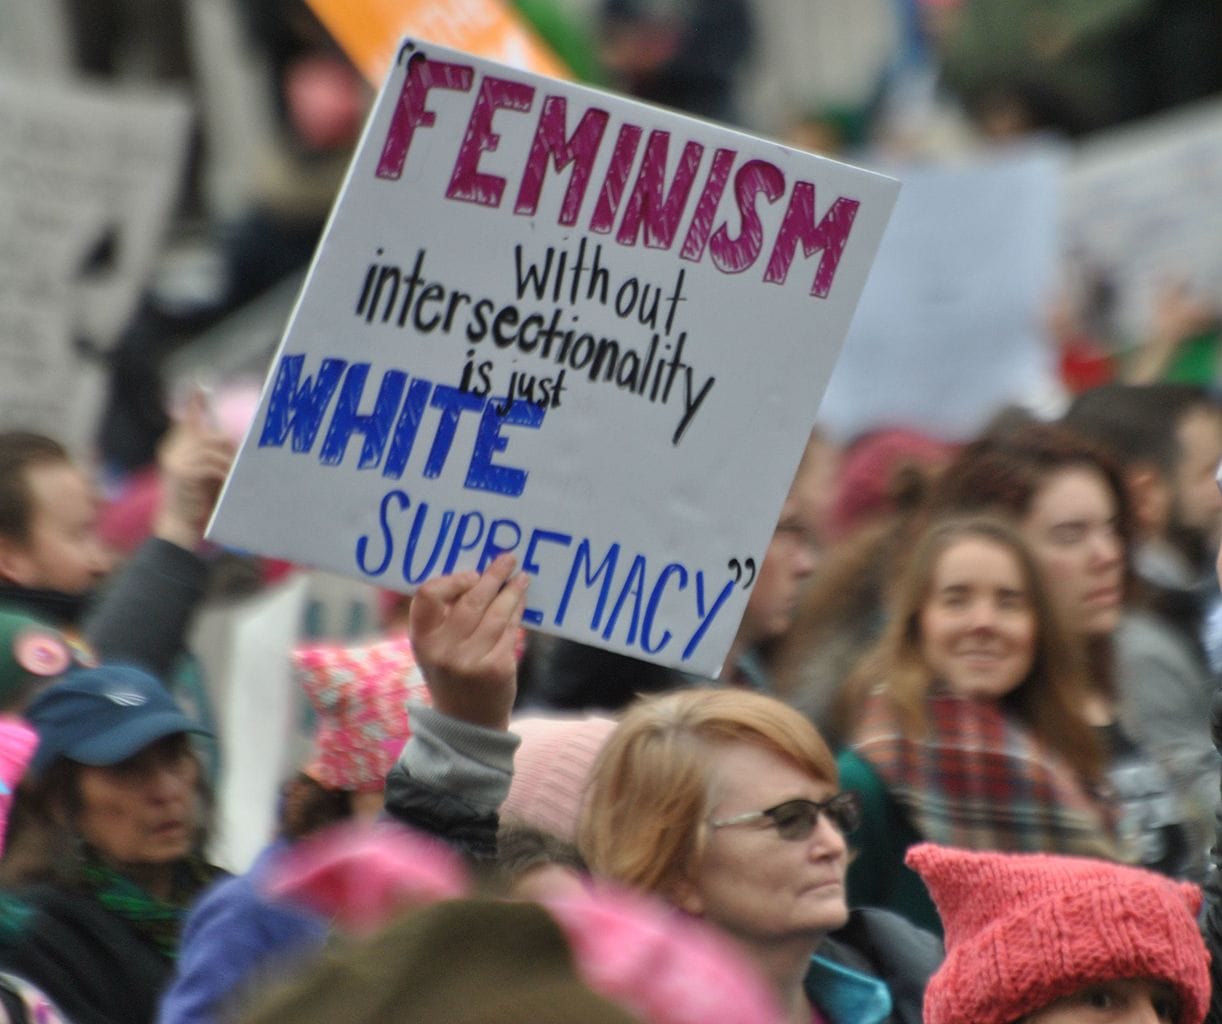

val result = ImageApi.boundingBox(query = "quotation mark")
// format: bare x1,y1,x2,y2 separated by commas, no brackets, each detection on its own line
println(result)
727,557,756,589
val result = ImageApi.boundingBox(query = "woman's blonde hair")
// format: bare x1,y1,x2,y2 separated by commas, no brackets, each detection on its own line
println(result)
577,688,836,899
847,514,1103,783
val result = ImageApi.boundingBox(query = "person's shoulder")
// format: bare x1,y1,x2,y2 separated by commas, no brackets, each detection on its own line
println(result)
837,748,881,785
0,889,36,950
0,883,151,957
836,907,944,977
1115,608,1205,684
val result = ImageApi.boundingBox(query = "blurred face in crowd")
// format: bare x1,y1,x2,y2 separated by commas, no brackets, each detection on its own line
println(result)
919,536,1037,700
741,493,821,646
0,461,113,594
738,435,836,650
75,734,200,896
676,741,849,948
1171,405,1222,548
1018,977,1178,1023
1021,467,1124,637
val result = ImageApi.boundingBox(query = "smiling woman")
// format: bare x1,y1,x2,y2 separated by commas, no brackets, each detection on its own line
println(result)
0,665,223,1024
927,423,1208,881
839,515,1120,933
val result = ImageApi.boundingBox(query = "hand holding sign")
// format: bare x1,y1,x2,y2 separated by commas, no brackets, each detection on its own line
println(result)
409,552,527,731
155,389,237,552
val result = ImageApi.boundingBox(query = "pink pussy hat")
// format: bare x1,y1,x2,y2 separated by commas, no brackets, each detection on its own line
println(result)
292,634,430,792
906,843,1210,1024
0,717,38,856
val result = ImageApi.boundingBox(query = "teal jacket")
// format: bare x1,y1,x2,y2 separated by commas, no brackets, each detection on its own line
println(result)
808,907,942,1024
837,750,941,935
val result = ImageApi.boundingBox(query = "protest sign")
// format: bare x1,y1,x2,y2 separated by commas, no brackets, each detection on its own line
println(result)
818,145,1066,442
306,0,570,86
199,574,311,873
1063,96,1222,344
0,74,190,451
208,39,898,676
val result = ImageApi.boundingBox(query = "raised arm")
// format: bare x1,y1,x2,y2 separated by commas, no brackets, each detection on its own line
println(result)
383,554,529,860
85,392,236,677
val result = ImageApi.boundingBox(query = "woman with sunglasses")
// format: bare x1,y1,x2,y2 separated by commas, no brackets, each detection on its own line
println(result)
578,687,941,1024
840,515,1120,933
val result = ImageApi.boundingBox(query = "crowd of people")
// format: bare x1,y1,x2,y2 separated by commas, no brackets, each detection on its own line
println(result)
0,377,1215,1023
2,1,1222,1023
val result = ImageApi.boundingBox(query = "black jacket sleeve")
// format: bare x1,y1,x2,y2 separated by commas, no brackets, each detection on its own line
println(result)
382,764,500,863
84,538,208,680
381,704,519,865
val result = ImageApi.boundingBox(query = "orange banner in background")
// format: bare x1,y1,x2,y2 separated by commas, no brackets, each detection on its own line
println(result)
306,0,571,86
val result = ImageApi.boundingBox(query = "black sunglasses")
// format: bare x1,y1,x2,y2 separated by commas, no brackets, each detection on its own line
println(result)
709,792,861,841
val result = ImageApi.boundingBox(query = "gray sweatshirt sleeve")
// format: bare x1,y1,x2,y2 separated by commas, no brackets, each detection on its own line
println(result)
399,702,521,814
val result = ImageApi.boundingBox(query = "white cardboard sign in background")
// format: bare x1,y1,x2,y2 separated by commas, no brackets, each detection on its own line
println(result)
1062,96,1222,344
209,39,899,676
818,146,1066,443
0,75,190,453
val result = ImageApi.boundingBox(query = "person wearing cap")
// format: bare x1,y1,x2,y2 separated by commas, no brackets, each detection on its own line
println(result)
158,633,427,1024
0,664,222,1024
907,843,1210,1024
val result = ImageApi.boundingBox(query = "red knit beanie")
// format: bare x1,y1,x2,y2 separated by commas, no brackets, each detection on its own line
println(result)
906,843,1210,1024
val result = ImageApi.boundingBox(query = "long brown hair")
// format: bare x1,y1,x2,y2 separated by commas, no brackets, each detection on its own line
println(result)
927,421,1132,695
848,515,1104,784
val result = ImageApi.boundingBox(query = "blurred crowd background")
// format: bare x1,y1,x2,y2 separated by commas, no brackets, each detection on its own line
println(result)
0,5,1220,1022
2,0,1221,472
0,0,1221,860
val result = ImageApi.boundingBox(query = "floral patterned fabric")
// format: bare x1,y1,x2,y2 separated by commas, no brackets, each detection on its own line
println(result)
292,634,430,791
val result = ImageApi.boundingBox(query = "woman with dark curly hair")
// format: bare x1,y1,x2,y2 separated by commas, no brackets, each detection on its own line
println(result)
0,664,221,1024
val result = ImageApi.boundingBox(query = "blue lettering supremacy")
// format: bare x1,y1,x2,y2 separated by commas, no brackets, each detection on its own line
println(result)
353,490,738,663
253,351,743,664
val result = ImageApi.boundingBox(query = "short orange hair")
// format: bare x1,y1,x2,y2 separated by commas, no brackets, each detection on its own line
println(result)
577,688,836,900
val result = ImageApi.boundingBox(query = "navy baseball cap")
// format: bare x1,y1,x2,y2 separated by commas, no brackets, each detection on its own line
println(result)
25,665,210,778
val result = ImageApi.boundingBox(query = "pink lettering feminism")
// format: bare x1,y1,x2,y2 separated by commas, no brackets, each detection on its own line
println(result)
375,51,861,299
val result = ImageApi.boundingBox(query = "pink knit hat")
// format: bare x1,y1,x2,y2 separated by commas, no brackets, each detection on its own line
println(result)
543,885,783,1024
264,821,783,1024
501,715,619,843
906,843,1211,1024
826,427,955,541
0,717,38,856
292,634,430,792
266,821,471,934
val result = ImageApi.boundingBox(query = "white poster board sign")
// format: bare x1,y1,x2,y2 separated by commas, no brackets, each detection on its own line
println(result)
818,145,1066,443
209,39,899,676
1063,97,1222,343
203,575,310,874
0,75,191,450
